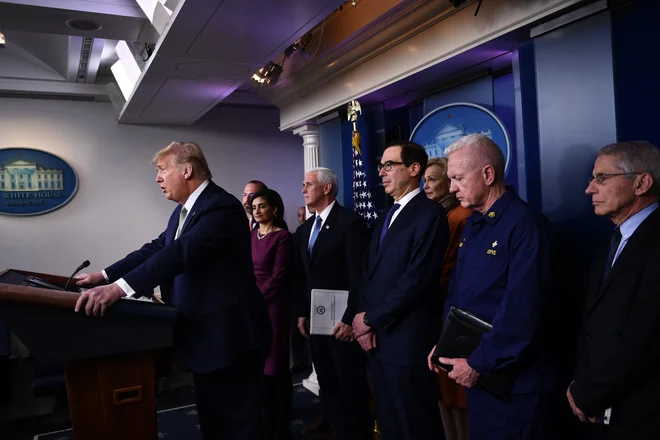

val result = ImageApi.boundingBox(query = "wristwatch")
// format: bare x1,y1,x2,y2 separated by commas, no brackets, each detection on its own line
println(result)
363,314,372,327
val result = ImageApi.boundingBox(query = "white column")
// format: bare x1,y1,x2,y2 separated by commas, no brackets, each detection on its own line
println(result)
293,123,320,173
293,122,321,395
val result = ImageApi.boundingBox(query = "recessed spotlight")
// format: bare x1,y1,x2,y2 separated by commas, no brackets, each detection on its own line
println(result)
65,19,102,32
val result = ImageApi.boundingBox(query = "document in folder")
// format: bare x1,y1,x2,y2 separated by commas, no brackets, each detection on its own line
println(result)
309,289,349,336
431,306,517,401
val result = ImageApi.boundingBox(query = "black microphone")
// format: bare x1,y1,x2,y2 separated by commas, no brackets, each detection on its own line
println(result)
64,260,90,291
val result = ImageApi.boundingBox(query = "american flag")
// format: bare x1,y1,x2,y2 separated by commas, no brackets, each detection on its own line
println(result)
352,132,377,224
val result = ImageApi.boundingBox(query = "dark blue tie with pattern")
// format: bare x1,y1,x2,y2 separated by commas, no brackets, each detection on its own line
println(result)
602,228,622,284
379,203,400,245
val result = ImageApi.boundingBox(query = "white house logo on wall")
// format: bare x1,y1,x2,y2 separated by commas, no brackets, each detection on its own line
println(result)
0,148,78,216
410,102,512,176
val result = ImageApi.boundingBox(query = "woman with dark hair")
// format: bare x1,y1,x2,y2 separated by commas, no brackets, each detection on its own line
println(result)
251,189,294,440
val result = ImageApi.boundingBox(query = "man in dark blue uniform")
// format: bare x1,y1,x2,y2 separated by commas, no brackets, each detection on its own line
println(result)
428,134,558,439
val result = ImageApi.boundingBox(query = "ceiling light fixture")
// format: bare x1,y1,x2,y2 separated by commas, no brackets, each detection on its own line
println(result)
251,61,284,87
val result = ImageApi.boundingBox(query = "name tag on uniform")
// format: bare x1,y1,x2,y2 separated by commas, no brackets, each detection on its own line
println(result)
487,240,498,255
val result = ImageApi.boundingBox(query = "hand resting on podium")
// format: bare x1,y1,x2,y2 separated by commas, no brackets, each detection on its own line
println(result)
75,271,106,287
74,271,126,317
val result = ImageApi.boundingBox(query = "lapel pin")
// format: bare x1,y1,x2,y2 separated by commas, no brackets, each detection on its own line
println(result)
325,225,330,229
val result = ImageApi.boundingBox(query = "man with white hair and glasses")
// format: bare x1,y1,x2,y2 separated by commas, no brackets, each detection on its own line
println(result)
569,141,660,439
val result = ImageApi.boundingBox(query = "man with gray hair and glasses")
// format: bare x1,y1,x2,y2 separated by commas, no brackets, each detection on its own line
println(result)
569,141,660,439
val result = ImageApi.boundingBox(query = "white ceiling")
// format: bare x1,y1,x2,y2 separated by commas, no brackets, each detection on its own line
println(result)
0,0,150,99
0,0,345,122
118,0,345,124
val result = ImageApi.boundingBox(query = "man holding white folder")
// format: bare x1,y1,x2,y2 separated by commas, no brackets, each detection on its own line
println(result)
294,167,372,440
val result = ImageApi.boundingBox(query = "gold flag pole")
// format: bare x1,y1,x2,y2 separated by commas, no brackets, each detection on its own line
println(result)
347,99,362,155
348,98,379,437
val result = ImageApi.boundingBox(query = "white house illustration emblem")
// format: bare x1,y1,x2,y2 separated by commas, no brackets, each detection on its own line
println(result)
410,102,512,176
0,159,64,191
0,148,78,216
422,122,493,158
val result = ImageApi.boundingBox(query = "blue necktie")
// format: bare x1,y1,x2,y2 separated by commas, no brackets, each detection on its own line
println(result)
379,203,400,245
308,216,323,255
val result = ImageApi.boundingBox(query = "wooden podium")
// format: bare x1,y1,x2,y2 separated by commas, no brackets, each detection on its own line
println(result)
0,268,177,440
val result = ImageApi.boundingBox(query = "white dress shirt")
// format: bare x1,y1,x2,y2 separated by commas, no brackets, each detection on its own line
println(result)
387,187,421,229
308,200,336,247
612,202,659,265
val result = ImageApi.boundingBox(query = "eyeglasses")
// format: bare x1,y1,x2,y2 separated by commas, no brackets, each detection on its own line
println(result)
588,172,642,185
377,161,405,173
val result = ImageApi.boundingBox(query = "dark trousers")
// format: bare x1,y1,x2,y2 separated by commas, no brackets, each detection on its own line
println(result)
290,323,312,369
311,335,372,440
193,350,263,440
263,373,293,440
369,356,444,440
466,389,551,440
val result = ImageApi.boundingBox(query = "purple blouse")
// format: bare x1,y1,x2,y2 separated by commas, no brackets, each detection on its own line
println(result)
251,228,293,375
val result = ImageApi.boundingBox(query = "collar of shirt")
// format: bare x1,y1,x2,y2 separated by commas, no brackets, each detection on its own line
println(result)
315,199,336,228
389,187,421,227
182,180,210,213
394,187,421,211
469,186,516,225
618,201,659,243
308,199,336,246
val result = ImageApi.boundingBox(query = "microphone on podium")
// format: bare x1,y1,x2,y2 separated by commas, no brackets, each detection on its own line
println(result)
64,260,90,291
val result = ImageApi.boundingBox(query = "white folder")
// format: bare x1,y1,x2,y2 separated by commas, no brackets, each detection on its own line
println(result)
309,289,349,336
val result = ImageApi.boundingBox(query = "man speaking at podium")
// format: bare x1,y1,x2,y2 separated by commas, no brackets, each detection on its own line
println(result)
74,141,268,440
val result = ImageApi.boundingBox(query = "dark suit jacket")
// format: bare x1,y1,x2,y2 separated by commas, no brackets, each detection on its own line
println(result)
294,202,369,325
572,206,660,431
358,191,449,366
105,181,268,373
